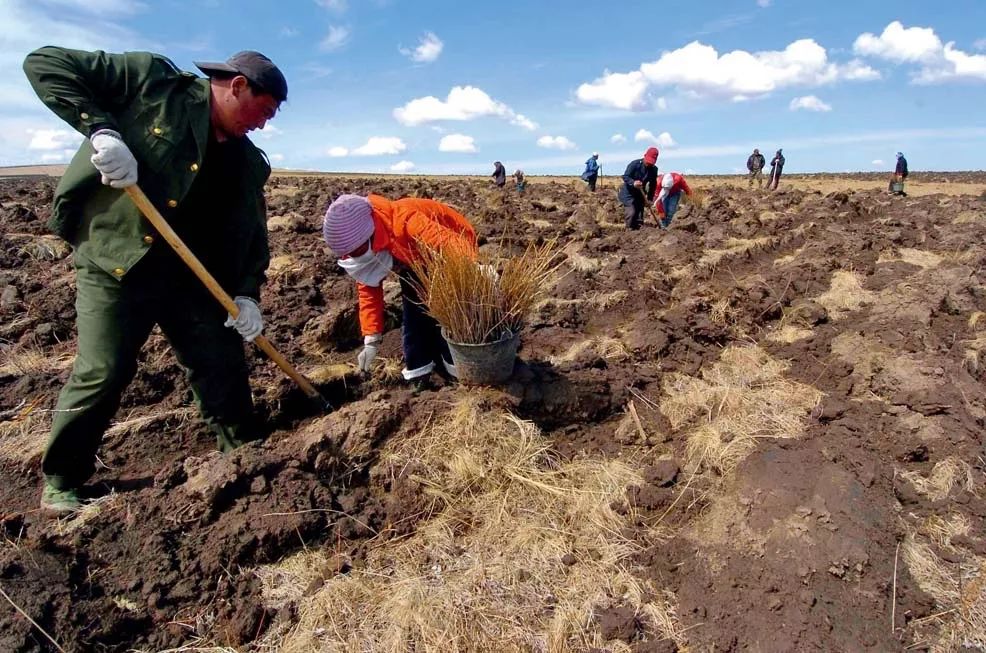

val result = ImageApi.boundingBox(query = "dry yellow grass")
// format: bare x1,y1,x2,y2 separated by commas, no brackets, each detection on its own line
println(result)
0,403,50,464
903,531,986,652
899,458,976,502
876,248,944,270
563,243,604,274
256,398,686,652
697,237,778,271
815,269,875,319
549,336,630,365
661,345,823,476
767,324,814,343
0,348,73,378
773,246,805,266
5,232,72,261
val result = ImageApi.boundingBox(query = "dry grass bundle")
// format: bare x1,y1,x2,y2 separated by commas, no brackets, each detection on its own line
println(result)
876,247,943,270
0,406,50,464
0,347,73,378
815,269,875,319
257,398,686,652
549,336,630,365
661,345,823,476
767,324,814,343
903,531,986,651
963,314,986,373
685,188,707,208
411,240,561,344
899,458,976,502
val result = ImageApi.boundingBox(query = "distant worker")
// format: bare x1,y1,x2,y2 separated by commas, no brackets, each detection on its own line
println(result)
491,161,506,188
581,152,600,192
513,169,526,193
889,152,908,196
652,172,692,230
768,149,785,190
747,148,766,189
618,146,659,230
322,194,477,386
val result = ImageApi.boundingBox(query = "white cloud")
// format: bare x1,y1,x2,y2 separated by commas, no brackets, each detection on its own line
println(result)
536,135,576,150
393,86,537,130
401,32,443,63
914,43,986,83
577,38,876,110
789,95,832,111
575,70,648,110
352,136,407,156
280,26,299,38
871,159,884,166
320,25,350,52
314,0,346,11
390,160,415,172
36,0,143,15
854,21,942,63
975,39,986,52
634,129,676,147
40,149,76,163
438,133,478,153
610,133,627,144
27,128,82,151
270,153,285,163
853,22,986,84
327,146,349,157
257,124,283,139
756,0,771,6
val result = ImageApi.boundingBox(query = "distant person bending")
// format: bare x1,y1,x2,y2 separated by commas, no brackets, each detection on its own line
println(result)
581,152,600,192
652,172,692,230
768,149,785,190
322,194,477,387
491,161,506,188
890,152,908,196
514,169,526,193
747,148,766,189
618,147,659,230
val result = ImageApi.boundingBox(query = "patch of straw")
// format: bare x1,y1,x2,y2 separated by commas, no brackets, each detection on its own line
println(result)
815,269,875,319
903,532,986,651
767,324,814,343
876,248,943,270
549,337,630,365
0,404,51,464
899,458,976,502
0,348,73,378
661,345,823,476
773,246,805,266
257,398,687,652
697,237,777,271
563,243,604,274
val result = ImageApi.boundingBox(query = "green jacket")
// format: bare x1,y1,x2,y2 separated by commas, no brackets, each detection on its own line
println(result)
23,47,271,300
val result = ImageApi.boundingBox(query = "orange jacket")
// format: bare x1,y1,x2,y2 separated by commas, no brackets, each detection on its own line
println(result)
356,195,477,335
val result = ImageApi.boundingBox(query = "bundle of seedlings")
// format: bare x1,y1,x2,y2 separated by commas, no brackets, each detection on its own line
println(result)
411,238,560,345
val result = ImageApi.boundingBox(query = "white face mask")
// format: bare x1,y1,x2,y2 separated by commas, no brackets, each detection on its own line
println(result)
337,245,393,287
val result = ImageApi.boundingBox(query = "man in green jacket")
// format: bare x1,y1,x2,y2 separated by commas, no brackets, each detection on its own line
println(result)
23,46,287,514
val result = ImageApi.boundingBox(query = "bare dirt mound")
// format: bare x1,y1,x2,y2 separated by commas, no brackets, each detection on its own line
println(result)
1,173,985,651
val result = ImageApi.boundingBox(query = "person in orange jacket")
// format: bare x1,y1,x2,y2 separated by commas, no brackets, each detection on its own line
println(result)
322,193,477,383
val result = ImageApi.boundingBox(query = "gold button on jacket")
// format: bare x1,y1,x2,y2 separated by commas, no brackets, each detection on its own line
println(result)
167,199,177,208
112,268,125,276
142,235,154,244
190,163,199,172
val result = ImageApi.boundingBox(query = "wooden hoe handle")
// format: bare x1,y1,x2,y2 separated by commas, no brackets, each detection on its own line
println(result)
124,185,323,402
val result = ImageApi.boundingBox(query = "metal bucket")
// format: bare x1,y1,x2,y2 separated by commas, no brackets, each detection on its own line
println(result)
442,328,519,386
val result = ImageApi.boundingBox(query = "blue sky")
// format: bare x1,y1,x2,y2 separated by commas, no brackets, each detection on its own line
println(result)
1,0,985,174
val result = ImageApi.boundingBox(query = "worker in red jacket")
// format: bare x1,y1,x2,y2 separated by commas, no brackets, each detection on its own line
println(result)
322,194,477,384
652,172,692,229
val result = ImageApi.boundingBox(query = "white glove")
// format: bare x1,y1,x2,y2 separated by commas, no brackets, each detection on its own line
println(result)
357,334,382,372
224,296,263,342
89,129,138,188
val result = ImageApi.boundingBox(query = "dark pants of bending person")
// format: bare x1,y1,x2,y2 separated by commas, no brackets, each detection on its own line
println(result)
43,255,258,491
398,271,455,380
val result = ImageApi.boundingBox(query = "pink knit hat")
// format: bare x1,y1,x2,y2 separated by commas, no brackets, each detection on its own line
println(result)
323,194,374,256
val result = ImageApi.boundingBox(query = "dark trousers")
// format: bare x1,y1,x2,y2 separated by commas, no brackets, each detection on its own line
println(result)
44,256,256,490
622,198,644,230
586,174,598,192
399,271,453,376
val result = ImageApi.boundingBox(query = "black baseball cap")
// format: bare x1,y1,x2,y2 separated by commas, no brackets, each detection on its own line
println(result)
194,51,288,103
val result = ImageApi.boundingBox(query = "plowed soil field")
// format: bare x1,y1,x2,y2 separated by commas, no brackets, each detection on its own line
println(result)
1,172,985,652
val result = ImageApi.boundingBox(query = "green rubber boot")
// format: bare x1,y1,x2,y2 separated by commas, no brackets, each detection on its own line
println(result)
41,482,83,515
